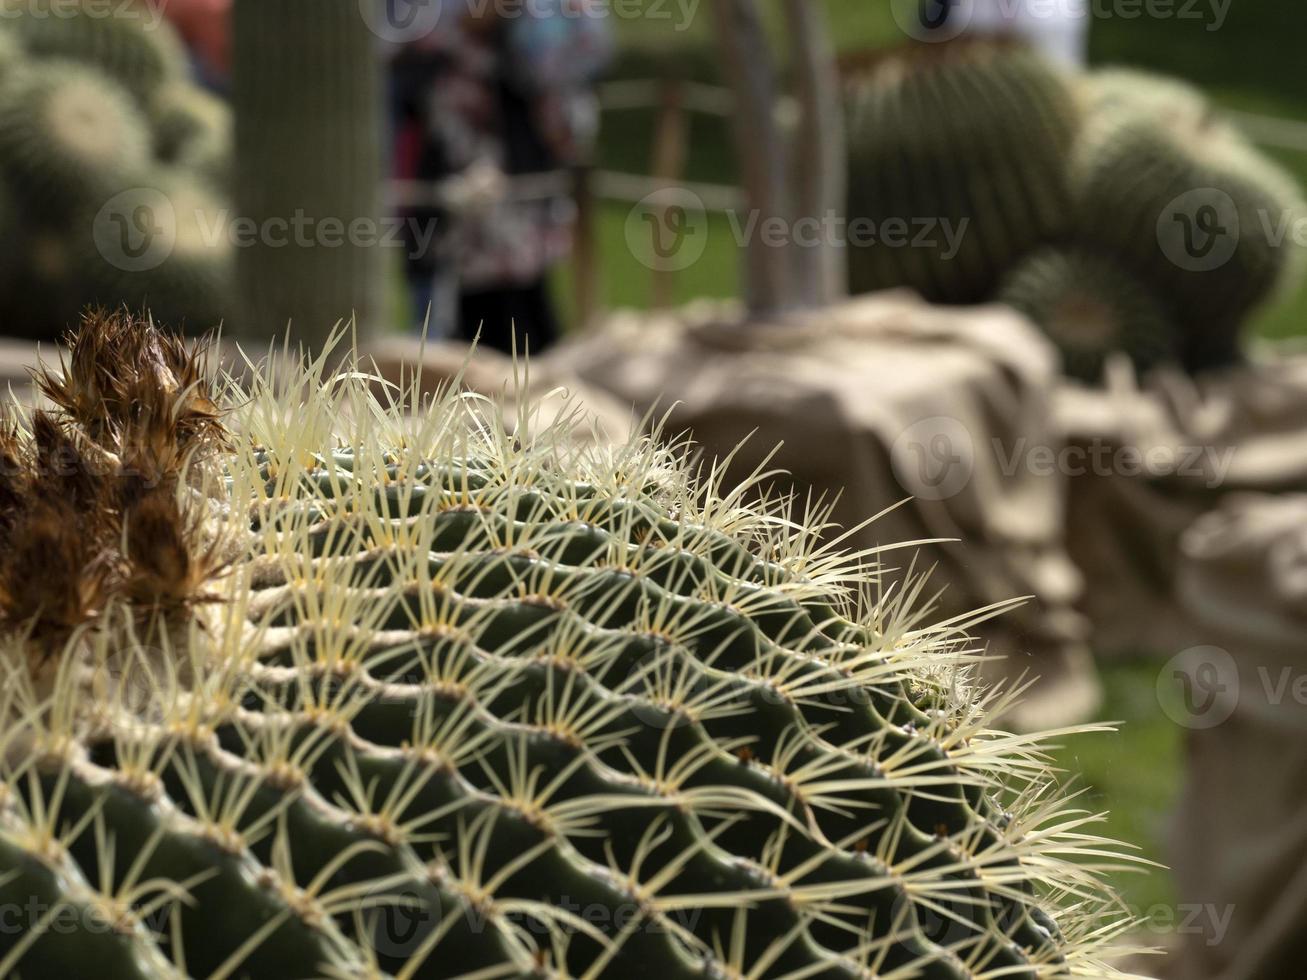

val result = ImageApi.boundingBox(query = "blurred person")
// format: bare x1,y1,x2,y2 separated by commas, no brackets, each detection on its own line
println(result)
388,0,613,353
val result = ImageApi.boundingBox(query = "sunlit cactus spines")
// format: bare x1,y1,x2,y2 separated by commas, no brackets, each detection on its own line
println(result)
844,40,1081,306
999,247,1181,383
0,313,1142,979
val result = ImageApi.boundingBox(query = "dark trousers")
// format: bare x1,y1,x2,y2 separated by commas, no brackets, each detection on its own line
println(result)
456,279,560,355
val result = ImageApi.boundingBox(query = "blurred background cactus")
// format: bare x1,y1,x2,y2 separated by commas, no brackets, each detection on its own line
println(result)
844,40,1081,306
998,247,1180,383
842,41,1306,382
0,0,232,339
1072,74,1306,371
231,0,382,347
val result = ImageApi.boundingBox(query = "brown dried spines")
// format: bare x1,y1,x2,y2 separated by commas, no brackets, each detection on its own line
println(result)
0,412,117,646
121,484,227,610
35,307,227,468
1,310,230,653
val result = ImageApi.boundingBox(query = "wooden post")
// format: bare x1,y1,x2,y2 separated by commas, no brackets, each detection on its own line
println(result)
783,0,848,307
711,0,794,317
571,165,600,330
650,80,688,310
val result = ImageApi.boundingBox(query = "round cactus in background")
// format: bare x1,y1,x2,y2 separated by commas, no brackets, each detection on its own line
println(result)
0,61,152,217
1081,68,1212,132
0,313,1140,979
2,0,187,102
844,40,1081,306
0,1,233,338
1000,247,1181,383
1073,85,1306,371
151,83,232,190
77,169,232,332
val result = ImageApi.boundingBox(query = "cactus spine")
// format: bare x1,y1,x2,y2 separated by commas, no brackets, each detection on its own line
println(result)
0,314,1139,979
232,0,383,346
844,40,1080,305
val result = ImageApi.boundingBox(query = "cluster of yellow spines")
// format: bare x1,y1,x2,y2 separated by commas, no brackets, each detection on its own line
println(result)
0,315,1143,979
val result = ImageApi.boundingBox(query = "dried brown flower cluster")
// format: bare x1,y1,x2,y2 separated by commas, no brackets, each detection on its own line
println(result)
0,310,229,651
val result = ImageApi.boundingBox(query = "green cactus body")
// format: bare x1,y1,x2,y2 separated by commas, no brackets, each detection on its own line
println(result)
999,247,1181,383
0,25,23,75
0,317,1138,979
0,60,151,217
1081,68,1211,132
76,170,233,333
1072,85,1305,371
151,84,233,191
2,0,186,104
232,0,383,345
844,41,1080,305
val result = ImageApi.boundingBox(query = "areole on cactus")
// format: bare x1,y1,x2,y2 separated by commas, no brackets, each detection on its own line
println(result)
0,313,1142,979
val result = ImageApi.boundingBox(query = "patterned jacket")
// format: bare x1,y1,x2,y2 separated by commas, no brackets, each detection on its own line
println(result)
389,0,614,289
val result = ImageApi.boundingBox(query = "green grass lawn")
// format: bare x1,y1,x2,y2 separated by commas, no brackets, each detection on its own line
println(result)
1049,661,1185,917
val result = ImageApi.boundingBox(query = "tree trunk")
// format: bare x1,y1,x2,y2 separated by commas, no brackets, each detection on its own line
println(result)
232,0,382,348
